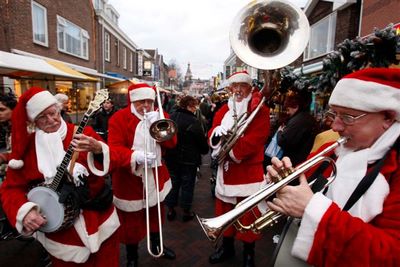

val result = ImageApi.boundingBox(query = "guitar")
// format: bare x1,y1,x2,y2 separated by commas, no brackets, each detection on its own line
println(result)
27,89,109,233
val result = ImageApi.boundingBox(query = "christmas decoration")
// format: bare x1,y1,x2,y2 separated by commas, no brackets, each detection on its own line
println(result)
279,23,400,94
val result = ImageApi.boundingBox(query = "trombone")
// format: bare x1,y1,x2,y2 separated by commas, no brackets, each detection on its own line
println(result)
197,137,347,242
143,83,177,257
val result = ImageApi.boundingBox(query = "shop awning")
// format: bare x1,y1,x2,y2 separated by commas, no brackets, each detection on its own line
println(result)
0,51,96,82
46,60,98,82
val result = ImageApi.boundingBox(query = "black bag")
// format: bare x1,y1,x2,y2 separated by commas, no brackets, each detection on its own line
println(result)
82,183,113,211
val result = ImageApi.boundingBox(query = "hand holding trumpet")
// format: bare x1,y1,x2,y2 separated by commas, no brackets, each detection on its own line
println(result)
265,156,314,218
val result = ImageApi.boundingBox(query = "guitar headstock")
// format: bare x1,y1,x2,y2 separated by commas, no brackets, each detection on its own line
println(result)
86,89,109,116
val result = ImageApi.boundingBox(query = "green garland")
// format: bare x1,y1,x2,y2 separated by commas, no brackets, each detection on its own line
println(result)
280,23,400,94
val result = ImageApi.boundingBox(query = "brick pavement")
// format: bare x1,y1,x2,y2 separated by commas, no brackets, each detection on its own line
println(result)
124,154,286,267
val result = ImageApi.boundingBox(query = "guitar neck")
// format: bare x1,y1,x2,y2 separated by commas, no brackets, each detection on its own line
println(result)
49,114,90,191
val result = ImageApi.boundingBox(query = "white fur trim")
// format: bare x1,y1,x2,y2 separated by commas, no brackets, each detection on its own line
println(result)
87,141,110,176
329,78,400,120
26,90,57,121
113,179,172,212
215,164,267,199
34,208,120,263
35,232,91,263
228,149,242,163
8,159,24,169
228,72,252,85
129,87,155,102
291,192,332,260
74,208,120,253
16,202,38,233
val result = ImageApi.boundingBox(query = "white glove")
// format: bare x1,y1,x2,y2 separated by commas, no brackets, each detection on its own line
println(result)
71,162,89,186
135,151,157,166
145,111,160,125
214,125,228,137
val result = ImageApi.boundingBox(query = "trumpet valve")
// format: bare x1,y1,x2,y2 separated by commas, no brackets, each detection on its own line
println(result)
271,167,294,183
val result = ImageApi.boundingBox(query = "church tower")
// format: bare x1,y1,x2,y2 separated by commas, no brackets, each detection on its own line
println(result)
184,63,193,81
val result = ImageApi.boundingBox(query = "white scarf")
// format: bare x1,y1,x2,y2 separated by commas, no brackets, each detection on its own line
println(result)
35,119,67,182
328,122,400,222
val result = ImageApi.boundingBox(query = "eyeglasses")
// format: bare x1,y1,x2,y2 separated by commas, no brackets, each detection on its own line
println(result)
325,110,367,125
35,108,60,123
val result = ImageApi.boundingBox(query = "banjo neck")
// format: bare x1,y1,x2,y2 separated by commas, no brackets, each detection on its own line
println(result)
48,113,91,192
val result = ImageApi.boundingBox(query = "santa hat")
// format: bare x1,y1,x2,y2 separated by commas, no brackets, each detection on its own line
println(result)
329,68,400,121
127,83,156,103
228,71,252,85
8,87,57,169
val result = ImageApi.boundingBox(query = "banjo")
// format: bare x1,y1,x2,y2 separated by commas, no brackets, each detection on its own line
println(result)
27,89,108,233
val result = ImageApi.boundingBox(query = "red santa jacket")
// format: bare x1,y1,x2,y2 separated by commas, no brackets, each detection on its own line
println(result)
208,91,270,198
291,141,400,267
108,107,177,212
0,123,120,263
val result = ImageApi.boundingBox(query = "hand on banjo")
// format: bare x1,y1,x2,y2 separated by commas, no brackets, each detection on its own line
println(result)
71,133,102,154
23,209,47,234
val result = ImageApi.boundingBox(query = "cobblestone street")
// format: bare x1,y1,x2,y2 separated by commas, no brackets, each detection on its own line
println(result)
123,154,285,267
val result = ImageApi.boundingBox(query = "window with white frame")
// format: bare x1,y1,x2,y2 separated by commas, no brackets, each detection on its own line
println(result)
57,16,90,59
123,47,127,69
32,1,48,46
105,32,110,62
130,52,133,72
304,12,337,60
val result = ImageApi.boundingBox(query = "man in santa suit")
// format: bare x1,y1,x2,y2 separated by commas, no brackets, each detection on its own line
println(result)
208,71,270,267
266,68,400,266
108,83,177,267
0,87,120,266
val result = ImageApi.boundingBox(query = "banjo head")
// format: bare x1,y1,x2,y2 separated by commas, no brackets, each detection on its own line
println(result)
27,186,65,233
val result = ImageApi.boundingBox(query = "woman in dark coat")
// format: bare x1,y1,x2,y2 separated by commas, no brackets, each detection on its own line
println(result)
276,91,317,166
164,96,209,221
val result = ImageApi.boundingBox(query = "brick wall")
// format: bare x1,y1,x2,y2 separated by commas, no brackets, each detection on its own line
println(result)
361,0,399,36
2,0,96,69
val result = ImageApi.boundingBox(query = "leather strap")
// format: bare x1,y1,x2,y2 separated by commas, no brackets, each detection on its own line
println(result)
68,126,79,175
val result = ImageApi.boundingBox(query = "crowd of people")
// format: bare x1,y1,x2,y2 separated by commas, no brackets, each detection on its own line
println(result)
0,66,400,267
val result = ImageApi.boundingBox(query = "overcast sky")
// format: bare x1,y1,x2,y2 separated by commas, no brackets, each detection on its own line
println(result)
107,0,308,79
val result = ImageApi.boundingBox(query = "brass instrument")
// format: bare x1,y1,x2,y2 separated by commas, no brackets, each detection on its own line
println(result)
197,137,347,242
216,0,310,163
143,83,177,257
149,83,177,142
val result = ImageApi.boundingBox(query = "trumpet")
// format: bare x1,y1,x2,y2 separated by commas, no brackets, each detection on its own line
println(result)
197,137,347,242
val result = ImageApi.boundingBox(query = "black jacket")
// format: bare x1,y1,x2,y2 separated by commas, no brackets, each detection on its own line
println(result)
277,110,317,166
165,108,209,166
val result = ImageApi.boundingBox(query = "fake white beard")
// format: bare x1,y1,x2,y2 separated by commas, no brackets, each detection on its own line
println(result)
130,103,161,167
35,119,67,181
221,94,252,130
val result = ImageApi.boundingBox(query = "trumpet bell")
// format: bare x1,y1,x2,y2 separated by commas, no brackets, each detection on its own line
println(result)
229,0,310,70
149,119,177,142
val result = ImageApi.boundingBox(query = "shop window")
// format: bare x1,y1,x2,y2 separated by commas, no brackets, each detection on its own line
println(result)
32,1,48,46
304,12,337,60
57,16,89,60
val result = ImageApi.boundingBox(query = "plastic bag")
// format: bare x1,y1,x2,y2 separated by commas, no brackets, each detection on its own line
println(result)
265,131,284,159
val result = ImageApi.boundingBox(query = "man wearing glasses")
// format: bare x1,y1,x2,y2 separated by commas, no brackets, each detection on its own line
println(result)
266,68,400,266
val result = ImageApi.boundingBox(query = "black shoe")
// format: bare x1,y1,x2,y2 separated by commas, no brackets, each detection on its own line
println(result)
243,242,255,267
243,254,255,267
209,246,235,264
167,208,176,221
127,259,138,267
161,246,176,260
182,211,195,222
